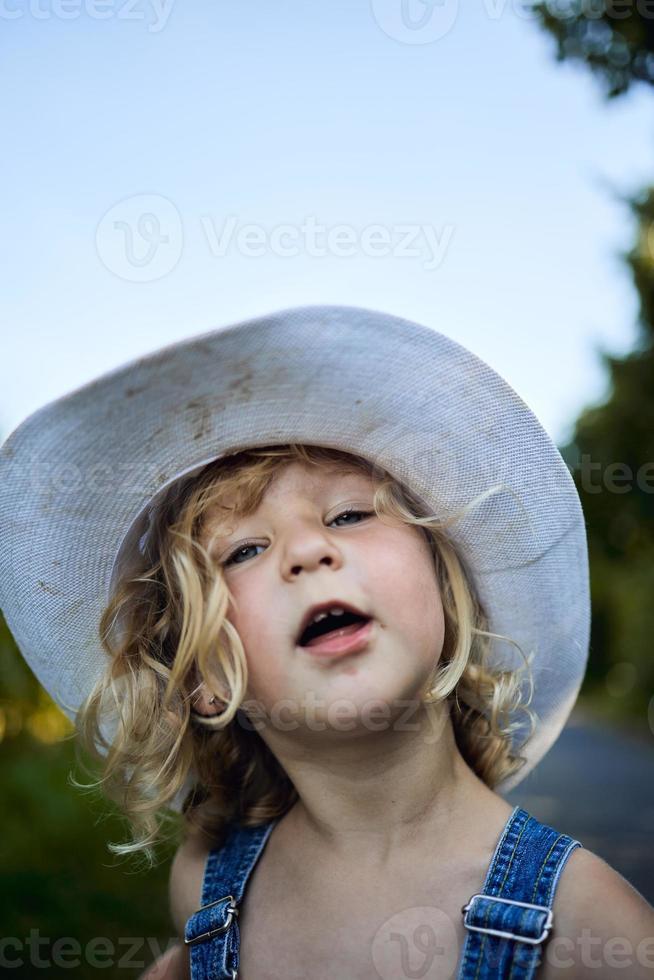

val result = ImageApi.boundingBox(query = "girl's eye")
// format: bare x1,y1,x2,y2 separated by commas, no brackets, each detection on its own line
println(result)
222,510,373,567
331,508,373,527
223,543,265,567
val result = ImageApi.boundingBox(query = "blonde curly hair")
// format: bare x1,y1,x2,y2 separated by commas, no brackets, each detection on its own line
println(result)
75,443,536,867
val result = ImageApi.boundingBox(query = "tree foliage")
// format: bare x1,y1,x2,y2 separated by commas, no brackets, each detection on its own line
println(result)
530,1,654,722
532,0,654,97
558,188,654,720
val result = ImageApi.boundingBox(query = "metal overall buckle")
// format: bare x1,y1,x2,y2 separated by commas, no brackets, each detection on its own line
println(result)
184,893,240,946
461,893,554,945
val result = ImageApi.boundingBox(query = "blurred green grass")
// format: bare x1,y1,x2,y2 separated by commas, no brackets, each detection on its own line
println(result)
1,616,179,979
1,736,180,978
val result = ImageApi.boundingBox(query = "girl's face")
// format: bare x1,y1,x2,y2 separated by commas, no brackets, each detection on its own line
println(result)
204,460,445,731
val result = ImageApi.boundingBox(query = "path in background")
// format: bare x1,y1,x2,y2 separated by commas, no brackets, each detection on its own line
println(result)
503,703,654,905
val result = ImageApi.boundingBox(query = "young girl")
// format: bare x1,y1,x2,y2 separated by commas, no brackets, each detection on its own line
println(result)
0,305,652,980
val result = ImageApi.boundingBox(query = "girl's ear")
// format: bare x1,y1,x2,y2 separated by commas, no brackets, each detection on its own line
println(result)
191,681,229,717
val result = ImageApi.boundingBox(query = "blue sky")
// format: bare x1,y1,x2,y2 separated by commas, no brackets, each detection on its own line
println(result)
2,0,654,447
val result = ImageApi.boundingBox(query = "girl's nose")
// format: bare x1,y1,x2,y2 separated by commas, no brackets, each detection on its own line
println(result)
280,524,344,580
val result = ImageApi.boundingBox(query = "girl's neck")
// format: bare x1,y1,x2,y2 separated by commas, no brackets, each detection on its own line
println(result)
277,735,497,874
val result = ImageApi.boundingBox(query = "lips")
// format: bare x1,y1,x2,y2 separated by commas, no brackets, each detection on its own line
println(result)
301,618,375,658
295,599,371,647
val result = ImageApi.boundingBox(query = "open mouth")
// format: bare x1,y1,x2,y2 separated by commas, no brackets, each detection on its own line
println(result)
298,609,372,648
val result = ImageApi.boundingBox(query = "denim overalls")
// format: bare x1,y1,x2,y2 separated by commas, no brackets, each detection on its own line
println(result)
184,804,582,979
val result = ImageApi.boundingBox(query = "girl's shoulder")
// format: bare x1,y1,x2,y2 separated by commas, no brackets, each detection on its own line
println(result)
541,845,654,979
165,827,223,980
169,827,218,940
166,820,654,980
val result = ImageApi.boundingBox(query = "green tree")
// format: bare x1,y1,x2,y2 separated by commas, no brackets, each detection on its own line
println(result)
532,0,654,98
532,0,654,728
558,188,654,724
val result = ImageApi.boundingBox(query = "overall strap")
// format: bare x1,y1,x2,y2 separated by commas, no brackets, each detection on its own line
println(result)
457,805,582,980
184,817,279,980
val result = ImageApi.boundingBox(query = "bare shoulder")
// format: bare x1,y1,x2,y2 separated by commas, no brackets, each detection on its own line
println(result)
161,827,218,980
169,826,216,938
538,846,654,979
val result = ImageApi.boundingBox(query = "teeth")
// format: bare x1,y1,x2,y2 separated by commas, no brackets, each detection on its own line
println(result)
311,606,345,625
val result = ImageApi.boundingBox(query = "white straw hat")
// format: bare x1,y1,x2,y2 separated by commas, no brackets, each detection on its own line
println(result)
0,304,590,794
